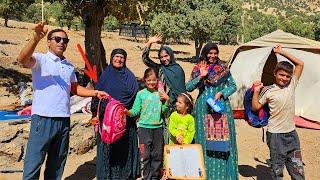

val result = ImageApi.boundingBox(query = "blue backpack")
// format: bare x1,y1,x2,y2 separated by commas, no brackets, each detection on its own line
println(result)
243,87,270,128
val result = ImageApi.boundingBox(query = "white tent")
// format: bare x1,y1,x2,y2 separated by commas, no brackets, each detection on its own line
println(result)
228,30,320,122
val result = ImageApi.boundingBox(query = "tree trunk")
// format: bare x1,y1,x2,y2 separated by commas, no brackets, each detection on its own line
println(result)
195,39,204,62
81,5,107,84
4,15,9,27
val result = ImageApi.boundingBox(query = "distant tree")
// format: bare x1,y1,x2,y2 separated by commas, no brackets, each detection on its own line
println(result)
150,12,187,43
103,15,119,31
57,6,74,30
186,6,225,57
314,14,320,41
243,11,278,42
215,0,242,44
45,1,63,26
280,16,314,40
71,16,82,31
0,0,33,27
150,0,242,59
24,2,51,23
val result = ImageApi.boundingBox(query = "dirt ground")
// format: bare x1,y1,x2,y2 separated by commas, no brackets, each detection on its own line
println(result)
0,19,319,180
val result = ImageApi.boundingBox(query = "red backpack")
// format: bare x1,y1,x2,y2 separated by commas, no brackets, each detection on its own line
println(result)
95,96,126,144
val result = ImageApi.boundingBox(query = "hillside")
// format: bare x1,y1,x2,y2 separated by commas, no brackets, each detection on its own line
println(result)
243,0,320,16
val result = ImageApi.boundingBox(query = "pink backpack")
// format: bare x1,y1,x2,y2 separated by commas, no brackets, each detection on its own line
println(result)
95,96,126,144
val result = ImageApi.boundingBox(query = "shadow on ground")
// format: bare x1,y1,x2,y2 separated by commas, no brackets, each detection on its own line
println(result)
0,66,31,94
238,164,272,180
149,56,196,63
176,57,197,63
0,40,18,45
65,158,96,180
120,37,146,43
149,48,191,55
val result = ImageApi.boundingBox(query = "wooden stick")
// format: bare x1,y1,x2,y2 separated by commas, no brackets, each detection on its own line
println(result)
41,0,44,22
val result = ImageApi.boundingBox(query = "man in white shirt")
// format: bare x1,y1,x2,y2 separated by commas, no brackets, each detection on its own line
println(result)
17,22,107,180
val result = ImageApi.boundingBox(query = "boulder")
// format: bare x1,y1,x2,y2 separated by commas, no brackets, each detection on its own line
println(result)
0,138,24,162
69,124,96,155
0,114,96,167
0,125,20,143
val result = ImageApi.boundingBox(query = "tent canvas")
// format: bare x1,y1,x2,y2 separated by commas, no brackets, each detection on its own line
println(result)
228,30,320,123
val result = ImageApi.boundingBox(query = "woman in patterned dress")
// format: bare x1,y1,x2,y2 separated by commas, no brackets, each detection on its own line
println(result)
186,43,239,179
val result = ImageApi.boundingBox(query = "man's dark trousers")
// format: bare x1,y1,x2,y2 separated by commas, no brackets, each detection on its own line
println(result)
23,115,70,180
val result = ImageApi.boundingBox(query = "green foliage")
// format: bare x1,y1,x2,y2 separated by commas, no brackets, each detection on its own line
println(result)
150,12,187,42
243,11,279,42
0,0,32,26
103,15,119,31
216,0,242,44
46,1,63,26
186,6,225,42
149,0,242,59
314,14,320,41
72,16,83,31
23,2,47,23
57,8,75,29
279,16,314,40
150,0,242,44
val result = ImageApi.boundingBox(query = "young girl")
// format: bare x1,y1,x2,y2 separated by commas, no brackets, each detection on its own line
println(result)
168,93,195,145
125,67,170,180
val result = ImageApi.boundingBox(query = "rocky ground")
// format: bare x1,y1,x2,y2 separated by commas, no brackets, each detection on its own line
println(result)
0,19,319,180
0,114,95,166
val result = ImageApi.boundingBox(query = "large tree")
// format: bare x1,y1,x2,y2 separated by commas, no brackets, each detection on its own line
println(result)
64,0,141,80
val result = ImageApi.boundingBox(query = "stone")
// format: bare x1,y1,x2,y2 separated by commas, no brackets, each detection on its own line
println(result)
69,124,96,155
0,140,24,162
0,114,97,167
0,125,20,143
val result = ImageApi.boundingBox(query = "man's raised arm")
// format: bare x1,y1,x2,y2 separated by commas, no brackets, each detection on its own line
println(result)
17,22,48,68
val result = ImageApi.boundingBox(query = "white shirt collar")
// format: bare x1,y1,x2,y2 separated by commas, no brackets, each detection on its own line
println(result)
47,51,66,62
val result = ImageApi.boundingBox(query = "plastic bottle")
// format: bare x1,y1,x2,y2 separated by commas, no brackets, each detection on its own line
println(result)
19,81,26,106
206,96,224,113
158,80,165,93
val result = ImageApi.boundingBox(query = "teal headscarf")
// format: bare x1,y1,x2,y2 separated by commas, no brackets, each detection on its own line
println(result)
158,46,186,101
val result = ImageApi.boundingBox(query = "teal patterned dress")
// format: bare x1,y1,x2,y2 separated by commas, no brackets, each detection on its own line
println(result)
186,73,239,180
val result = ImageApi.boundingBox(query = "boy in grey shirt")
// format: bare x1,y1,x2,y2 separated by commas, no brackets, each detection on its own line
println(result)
252,45,305,180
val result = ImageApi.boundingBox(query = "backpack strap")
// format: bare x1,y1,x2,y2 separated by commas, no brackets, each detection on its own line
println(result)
95,95,112,133
95,98,103,133
96,95,112,118
262,127,265,143
96,98,103,118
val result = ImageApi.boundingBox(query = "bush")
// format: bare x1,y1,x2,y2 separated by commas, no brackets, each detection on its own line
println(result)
103,15,119,31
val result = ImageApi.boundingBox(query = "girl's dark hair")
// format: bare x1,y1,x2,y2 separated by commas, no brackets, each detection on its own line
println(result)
178,93,194,114
47,29,68,40
143,67,158,80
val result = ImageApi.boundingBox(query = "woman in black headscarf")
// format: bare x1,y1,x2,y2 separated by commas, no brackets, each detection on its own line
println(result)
186,42,238,179
91,49,140,180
